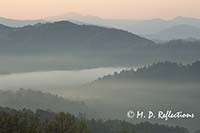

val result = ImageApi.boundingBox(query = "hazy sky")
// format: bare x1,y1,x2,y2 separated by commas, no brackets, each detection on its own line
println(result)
0,0,200,20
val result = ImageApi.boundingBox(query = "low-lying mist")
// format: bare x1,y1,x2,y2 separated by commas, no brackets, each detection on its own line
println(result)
0,63,199,131
77,81,200,131
0,67,128,92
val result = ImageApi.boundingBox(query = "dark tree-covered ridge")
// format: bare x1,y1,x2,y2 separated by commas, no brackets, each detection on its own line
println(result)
0,107,189,133
0,89,87,114
0,21,199,73
98,61,200,82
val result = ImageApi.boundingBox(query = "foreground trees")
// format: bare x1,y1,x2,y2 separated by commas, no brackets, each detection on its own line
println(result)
47,112,88,133
0,107,189,133
0,109,40,133
0,108,88,133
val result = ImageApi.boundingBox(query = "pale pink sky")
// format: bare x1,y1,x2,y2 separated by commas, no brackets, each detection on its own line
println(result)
0,0,200,20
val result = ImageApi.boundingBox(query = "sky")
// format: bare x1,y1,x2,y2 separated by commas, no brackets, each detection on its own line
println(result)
0,0,200,20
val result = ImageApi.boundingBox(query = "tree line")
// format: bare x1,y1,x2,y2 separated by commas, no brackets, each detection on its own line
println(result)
0,107,189,133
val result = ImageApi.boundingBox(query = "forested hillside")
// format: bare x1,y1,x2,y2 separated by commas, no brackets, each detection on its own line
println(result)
0,89,87,114
0,22,199,73
98,61,200,82
0,107,189,133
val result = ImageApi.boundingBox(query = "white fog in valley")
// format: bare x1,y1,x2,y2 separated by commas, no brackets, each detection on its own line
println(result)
0,63,199,131
0,67,130,91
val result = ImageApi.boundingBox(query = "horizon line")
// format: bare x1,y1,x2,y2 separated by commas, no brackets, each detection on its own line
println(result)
0,12,200,21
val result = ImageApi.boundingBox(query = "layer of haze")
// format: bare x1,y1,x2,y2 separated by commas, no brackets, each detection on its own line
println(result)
0,0,200,20
0,67,128,91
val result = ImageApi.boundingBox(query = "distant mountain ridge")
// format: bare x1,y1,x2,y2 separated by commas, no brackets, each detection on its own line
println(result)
147,24,200,40
0,21,199,73
45,13,200,38
46,14,200,40
0,17,45,27
1,14,200,40
0,21,154,54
